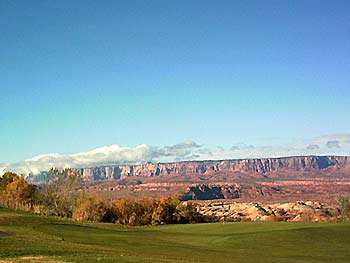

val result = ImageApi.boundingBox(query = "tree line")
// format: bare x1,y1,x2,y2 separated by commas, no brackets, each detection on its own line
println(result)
0,169,208,225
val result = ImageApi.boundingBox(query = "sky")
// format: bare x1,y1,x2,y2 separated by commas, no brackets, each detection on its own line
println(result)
1,1,350,165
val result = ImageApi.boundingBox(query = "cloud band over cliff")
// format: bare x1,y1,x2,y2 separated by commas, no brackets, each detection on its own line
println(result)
1,134,350,175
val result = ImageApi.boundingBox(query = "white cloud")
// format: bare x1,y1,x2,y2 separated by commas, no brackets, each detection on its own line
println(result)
326,140,341,149
310,134,350,148
0,164,7,175
154,140,201,159
1,141,202,175
1,134,350,176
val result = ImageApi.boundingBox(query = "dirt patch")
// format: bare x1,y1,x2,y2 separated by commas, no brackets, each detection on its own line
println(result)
0,256,68,263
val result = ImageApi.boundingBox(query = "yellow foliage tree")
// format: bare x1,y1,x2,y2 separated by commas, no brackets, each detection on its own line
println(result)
73,195,112,222
0,174,36,210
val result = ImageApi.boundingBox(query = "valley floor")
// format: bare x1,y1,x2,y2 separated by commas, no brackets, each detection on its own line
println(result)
0,208,350,263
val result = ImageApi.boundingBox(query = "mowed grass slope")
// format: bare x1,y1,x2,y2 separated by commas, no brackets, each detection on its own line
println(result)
0,208,350,263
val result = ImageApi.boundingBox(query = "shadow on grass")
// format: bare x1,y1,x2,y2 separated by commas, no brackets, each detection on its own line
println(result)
0,231,13,238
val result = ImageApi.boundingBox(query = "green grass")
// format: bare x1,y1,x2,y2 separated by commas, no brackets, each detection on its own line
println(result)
0,208,350,262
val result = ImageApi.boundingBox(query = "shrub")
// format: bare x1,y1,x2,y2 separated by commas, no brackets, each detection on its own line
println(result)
73,195,114,222
34,192,75,217
110,196,205,226
112,198,156,225
338,196,350,222
151,196,180,225
174,202,204,224
0,171,208,226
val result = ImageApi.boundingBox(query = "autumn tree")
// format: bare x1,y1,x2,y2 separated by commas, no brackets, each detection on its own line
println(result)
0,172,36,210
111,198,158,225
151,196,180,225
35,168,82,217
73,195,114,222
0,172,18,191
174,202,204,224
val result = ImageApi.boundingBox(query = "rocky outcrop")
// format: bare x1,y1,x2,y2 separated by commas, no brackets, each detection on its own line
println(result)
195,200,340,222
70,156,349,182
79,166,121,181
182,184,241,200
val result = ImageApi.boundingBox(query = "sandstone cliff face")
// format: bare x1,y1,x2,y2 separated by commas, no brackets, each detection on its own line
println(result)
195,200,339,222
182,184,241,200
71,156,349,182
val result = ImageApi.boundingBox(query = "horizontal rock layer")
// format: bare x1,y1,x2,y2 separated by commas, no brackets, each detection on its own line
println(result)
70,156,349,181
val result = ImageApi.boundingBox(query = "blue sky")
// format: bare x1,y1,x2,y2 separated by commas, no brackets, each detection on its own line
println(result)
1,1,350,163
